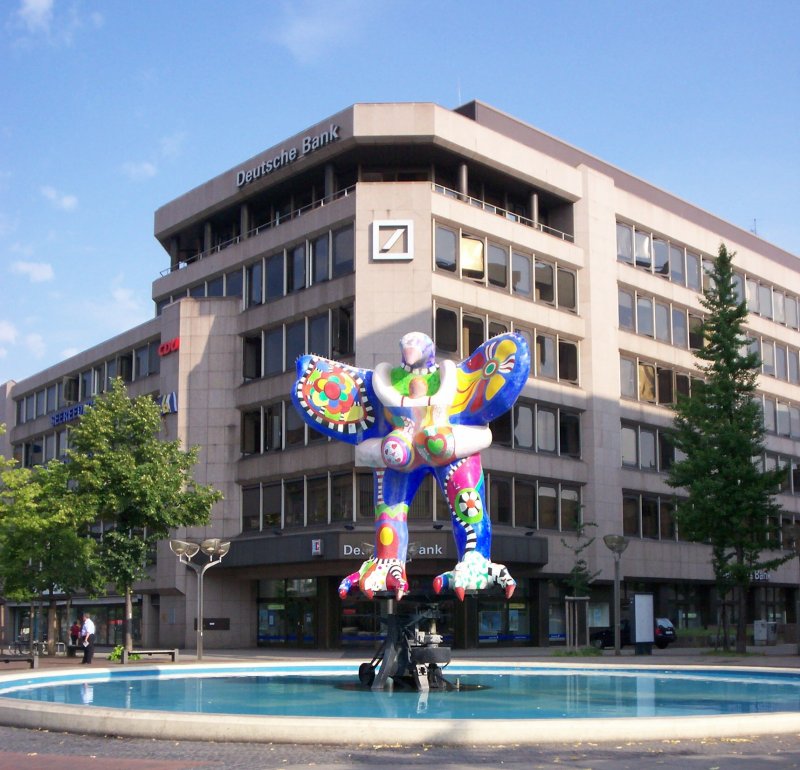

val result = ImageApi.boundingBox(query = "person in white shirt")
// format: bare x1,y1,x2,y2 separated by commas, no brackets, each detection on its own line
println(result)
79,612,96,664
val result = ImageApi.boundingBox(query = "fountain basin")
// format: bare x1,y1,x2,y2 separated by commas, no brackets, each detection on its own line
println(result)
2,661,800,744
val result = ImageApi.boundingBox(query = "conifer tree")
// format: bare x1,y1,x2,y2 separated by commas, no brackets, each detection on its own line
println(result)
667,244,789,652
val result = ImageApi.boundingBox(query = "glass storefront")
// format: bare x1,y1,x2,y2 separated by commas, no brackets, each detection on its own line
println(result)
257,578,317,646
10,601,140,648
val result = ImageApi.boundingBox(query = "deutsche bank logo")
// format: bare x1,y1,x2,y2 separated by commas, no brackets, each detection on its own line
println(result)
371,220,414,261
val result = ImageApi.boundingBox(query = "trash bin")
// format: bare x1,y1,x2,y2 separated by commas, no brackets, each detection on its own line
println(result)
754,620,767,645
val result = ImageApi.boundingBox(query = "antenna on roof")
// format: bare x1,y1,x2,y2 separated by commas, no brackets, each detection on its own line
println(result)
751,218,758,235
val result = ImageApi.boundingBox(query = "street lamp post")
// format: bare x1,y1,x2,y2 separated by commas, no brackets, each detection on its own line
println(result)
169,538,231,661
786,524,800,656
603,534,629,656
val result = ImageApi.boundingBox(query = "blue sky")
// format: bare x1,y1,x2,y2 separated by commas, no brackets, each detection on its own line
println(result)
1,0,798,385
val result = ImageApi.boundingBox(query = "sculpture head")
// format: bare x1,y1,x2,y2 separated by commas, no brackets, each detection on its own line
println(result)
399,332,436,371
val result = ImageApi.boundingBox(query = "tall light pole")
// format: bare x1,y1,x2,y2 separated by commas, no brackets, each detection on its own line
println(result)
786,524,800,656
170,538,231,661
603,534,629,656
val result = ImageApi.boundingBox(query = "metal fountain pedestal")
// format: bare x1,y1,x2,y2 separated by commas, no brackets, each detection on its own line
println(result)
358,601,453,692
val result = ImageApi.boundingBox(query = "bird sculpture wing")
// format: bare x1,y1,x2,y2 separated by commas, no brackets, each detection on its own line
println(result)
292,355,386,444
448,332,531,426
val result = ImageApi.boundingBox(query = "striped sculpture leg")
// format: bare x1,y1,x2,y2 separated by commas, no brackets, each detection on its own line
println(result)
432,455,516,600
338,467,426,600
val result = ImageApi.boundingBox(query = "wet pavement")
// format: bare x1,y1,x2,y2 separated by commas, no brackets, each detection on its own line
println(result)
2,644,800,769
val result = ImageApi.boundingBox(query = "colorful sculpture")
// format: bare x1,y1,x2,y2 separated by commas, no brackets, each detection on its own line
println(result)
292,331,530,601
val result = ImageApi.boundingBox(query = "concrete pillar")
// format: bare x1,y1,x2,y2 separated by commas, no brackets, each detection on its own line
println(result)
458,162,468,197
240,204,250,239
203,221,213,254
324,163,335,199
530,191,539,226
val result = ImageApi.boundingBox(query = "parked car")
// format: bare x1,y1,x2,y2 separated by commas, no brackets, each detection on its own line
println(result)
590,618,677,649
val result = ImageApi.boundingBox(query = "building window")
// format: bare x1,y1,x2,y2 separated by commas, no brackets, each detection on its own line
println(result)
536,334,556,379
489,475,512,525
332,224,354,278
331,304,355,358
561,486,580,532
653,238,668,275
242,486,261,532
263,483,281,528
557,268,576,311
264,327,283,376
435,225,457,272
331,473,353,522
243,335,262,380
246,260,263,307
461,235,485,280
313,233,330,284
264,402,283,451
265,252,284,301
308,313,329,358
512,251,532,298
636,297,654,337
284,406,305,448
284,480,304,527
534,260,554,304
538,484,558,530
435,307,459,353
617,223,633,263
288,243,306,293
558,340,579,382
307,476,328,524
241,410,261,455
488,242,507,288
515,480,536,528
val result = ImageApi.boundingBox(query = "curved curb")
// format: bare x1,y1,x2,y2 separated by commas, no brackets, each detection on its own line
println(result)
1,662,800,745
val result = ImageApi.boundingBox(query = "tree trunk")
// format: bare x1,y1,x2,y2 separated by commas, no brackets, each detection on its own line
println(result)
47,595,59,655
124,587,133,652
736,585,748,653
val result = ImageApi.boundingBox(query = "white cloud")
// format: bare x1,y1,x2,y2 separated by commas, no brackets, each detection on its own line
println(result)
17,0,53,33
0,320,18,345
24,332,46,358
82,280,149,334
122,160,158,181
40,185,78,211
13,0,102,46
11,260,54,282
159,131,187,160
271,0,366,65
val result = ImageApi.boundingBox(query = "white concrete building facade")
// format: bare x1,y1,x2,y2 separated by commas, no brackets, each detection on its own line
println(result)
2,101,799,651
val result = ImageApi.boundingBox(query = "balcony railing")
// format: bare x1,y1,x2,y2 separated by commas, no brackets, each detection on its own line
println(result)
431,183,574,243
159,185,356,276
159,180,574,277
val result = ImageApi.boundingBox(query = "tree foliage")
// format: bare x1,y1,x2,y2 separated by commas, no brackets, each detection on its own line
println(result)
560,520,600,598
65,379,222,648
0,458,102,652
667,243,789,651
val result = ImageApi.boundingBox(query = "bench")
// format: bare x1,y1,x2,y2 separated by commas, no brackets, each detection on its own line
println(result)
121,648,179,664
1,656,38,669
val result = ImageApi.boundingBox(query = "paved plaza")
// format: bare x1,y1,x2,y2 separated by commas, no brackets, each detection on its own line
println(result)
2,645,800,769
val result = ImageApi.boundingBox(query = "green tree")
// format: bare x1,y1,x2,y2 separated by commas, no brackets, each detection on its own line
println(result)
66,379,222,651
560,520,600,598
0,460,101,653
667,244,789,652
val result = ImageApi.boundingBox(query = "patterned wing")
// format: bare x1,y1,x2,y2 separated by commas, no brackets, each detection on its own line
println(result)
449,332,531,426
292,355,385,444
